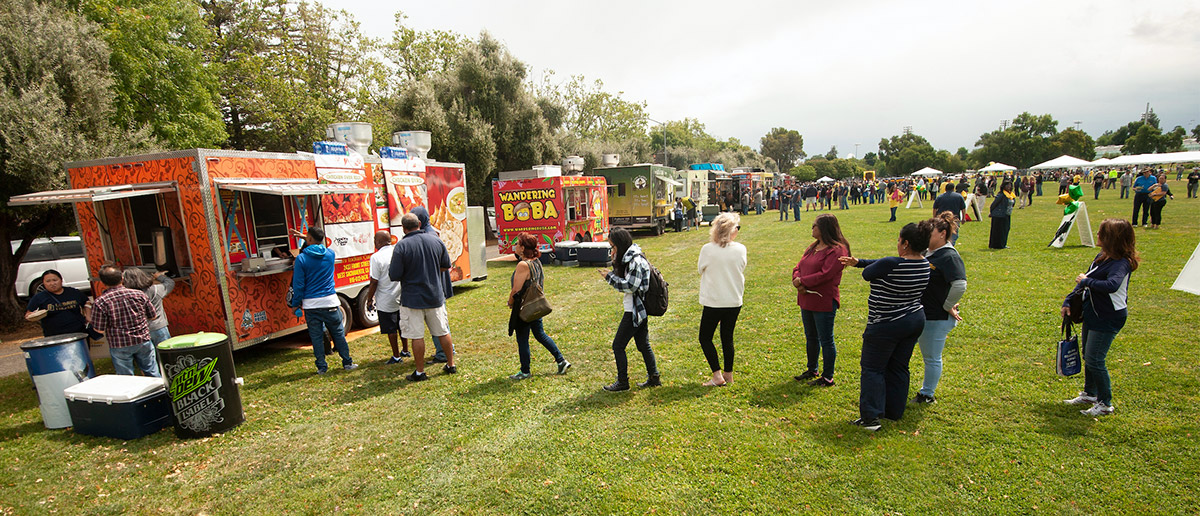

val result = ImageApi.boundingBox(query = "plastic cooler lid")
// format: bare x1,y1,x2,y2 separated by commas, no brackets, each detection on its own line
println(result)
577,242,611,248
157,332,228,350
64,375,166,403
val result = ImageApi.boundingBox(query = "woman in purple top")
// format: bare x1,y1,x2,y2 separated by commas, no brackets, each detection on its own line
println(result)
792,214,850,387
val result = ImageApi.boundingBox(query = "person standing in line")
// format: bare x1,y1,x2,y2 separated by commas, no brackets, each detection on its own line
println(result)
741,191,750,215
1119,170,1133,199
599,228,659,391
779,186,791,221
122,268,175,345
1062,219,1138,417
1147,174,1174,229
25,269,91,337
792,214,850,387
988,181,1016,249
1092,170,1105,200
912,213,967,404
887,184,902,222
411,206,454,364
696,213,746,387
389,213,457,381
290,227,357,374
1130,168,1157,227
754,188,764,215
1186,168,1199,198
838,222,933,431
507,233,570,379
90,265,161,377
366,230,409,364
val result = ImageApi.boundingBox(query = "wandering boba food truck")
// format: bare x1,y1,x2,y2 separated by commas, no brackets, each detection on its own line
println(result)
490,165,609,254
9,128,482,350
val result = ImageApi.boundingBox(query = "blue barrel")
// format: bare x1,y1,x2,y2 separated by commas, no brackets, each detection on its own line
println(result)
20,333,96,429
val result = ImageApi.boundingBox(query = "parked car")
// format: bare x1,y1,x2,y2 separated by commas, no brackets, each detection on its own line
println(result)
11,237,91,298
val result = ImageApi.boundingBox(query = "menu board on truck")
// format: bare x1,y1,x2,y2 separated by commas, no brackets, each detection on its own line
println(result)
315,153,375,287
381,158,472,283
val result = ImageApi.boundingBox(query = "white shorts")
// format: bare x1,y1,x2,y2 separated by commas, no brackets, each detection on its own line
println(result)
399,305,450,339
806,196,817,204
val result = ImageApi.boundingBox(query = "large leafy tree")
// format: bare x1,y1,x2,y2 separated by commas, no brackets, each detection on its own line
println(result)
1049,128,1096,161
877,132,940,176
759,127,805,171
0,0,156,326
537,72,648,144
389,33,560,206
78,0,226,148
970,112,1059,168
1096,110,1160,147
204,0,386,151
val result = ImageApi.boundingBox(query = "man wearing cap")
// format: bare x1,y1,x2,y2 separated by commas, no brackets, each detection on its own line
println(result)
389,213,457,381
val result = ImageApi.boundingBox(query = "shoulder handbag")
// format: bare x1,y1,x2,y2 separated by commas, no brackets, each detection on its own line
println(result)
1056,316,1082,377
1064,287,1084,324
519,261,552,323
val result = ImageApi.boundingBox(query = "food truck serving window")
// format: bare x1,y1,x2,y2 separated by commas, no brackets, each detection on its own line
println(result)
214,180,370,263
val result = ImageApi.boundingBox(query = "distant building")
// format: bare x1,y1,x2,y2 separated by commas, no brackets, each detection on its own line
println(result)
1094,138,1199,157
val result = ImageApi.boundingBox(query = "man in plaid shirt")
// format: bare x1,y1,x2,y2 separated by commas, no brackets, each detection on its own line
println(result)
91,265,161,377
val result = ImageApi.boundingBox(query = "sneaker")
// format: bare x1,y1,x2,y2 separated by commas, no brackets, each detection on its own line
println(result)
851,417,882,431
509,371,531,380
1081,402,1114,417
386,357,403,365
603,380,630,392
315,369,327,375
808,377,835,387
342,363,359,371
427,355,448,364
399,351,412,358
912,393,936,404
406,371,428,382
556,360,572,375
638,375,662,388
794,370,819,382
1063,392,1098,405
442,365,457,374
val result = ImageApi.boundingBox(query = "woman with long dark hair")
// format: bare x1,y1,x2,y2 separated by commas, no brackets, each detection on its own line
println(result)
598,228,659,391
122,267,175,345
1062,219,1138,416
507,233,570,379
988,181,1015,249
696,213,746,387
839,221,933,431
912,212,967,404
887,184,901,222
792,214,850,387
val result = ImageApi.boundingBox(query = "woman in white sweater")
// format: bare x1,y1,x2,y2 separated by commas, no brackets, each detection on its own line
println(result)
697,213,747,386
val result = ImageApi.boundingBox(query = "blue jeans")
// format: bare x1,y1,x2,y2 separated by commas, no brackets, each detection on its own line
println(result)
516,319,563,374
1120,185,1130,199
889,207,897,221
793,204,801,221
305,307,353,372
801,304,837,378
149,327,171,346
916,318,958,396
780,205,789,220
110,341,161,377
859,311,924,420
1081,325,1119,405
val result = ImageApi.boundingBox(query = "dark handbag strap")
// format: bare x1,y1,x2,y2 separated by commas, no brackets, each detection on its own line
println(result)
1061,315,1073,339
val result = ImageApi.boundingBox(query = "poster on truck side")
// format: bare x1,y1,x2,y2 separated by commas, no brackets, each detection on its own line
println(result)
492,176,608,254
315,153,376,286
381,158,471,283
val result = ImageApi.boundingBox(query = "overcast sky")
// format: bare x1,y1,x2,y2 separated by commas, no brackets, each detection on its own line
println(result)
321,0,1200,157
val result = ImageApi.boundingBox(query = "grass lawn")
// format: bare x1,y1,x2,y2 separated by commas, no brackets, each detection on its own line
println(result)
2,182,1199,515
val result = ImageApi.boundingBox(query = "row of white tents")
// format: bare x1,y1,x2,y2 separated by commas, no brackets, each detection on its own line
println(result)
908,151,1200,177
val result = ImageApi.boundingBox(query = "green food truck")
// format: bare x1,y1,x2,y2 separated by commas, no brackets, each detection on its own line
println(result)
589,163,678,235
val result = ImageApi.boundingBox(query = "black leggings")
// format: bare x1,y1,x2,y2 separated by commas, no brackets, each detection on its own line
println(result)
1150,199,1167,225
698,306,740,372
613,312,656,381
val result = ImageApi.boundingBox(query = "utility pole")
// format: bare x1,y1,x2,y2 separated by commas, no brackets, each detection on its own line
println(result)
1074,120,1082,131
903,126,912,136
1000,120,1010,130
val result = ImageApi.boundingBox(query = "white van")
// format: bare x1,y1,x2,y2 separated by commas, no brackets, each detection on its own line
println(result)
11,237,91,298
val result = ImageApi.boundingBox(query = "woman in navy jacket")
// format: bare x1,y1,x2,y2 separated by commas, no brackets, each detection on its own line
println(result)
1062,218,1138,417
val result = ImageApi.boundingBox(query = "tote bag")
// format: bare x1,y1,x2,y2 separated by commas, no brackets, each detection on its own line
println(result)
1056,317,1082,377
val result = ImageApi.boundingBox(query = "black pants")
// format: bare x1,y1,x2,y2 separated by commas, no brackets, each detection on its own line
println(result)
989,216,1010,249
1131,192,1151,226
698,306,740,373
613,312,656,381
859,310,925,421
1059,185,1068,195
1150,199,1167,225
1188,183,1198,198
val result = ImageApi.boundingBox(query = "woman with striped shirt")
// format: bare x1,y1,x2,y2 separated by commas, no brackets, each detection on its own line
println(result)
838,221,933,431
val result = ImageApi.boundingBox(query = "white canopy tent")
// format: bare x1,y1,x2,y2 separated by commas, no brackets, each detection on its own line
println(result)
1030,155,1091,170
979,162,1017,172
1090,157,1113,166
910,167,944,178
1106,151,1200,167
816,176,835,183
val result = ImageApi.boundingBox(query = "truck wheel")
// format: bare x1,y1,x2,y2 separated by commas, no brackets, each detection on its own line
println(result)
355,288,379,328
29,279,44,297
338,295,354,333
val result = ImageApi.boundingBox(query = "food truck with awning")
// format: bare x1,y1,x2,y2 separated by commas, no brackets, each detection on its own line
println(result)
9,129,479,350
588,163,677,235
491,165,609,254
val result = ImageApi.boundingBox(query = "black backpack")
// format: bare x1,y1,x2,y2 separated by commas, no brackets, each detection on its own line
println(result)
638,254,669,316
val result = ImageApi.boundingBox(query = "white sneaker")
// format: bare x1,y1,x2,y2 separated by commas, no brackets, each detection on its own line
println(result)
1081,402,1114,416
1063,392,1098,405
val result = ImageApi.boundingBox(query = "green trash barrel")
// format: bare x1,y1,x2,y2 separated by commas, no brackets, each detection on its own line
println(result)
155,332,244,438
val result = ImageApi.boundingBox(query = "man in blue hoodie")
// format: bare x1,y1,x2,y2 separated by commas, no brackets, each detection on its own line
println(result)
290,226,357,374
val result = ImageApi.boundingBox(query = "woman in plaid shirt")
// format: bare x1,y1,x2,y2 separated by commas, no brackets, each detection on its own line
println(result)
598,228,659,392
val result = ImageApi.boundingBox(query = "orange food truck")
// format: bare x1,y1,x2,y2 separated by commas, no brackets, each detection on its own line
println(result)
491,166,609,254
9,130,478,350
